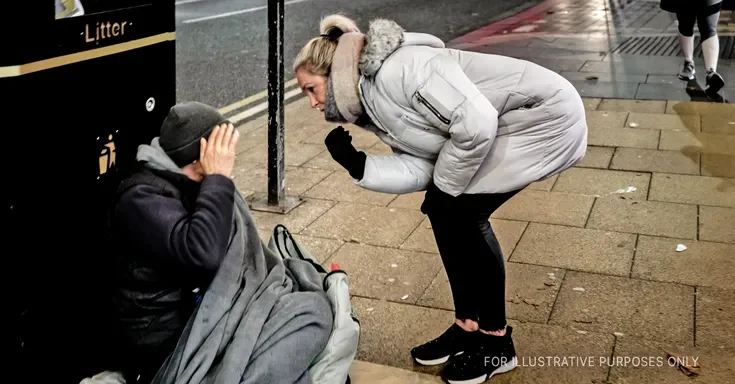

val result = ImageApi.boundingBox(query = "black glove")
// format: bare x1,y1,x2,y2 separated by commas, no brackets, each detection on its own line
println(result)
325,126,366,180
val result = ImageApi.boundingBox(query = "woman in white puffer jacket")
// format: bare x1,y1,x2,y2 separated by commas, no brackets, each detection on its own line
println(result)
293,14,587,384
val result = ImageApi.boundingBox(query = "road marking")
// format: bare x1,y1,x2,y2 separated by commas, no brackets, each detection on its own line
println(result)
219,78,299,115
175,0,204,5
229,88,303,124
183,0,311,24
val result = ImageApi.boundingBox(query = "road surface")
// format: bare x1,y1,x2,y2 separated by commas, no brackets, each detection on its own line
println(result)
174,0,537,110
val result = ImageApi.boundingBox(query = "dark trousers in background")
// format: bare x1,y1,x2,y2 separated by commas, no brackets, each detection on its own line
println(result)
420,183,522,332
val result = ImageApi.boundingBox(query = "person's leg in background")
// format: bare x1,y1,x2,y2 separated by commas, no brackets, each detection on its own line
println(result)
412,184,519,383
698,2,725,92
676,9,697,80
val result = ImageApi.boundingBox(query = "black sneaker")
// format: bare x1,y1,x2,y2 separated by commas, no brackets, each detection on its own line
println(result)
411,323,475,366
706,69,725,93
441,326,517,384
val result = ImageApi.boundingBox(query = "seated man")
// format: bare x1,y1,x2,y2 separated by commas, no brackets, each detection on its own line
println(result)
107,102,333,384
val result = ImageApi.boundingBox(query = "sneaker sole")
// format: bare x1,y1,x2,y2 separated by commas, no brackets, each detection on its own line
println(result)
414,351,463,366
446,356,518,384
678,74,695,81
414,355,450,366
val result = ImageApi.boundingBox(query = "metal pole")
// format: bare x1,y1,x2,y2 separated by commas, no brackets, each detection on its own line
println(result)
267,0,285,206
251,0,302,214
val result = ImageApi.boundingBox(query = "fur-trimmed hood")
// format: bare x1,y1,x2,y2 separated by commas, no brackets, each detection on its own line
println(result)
358,19,445,77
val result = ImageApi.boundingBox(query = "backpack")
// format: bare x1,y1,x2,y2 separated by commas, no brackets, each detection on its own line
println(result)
266,224,360,384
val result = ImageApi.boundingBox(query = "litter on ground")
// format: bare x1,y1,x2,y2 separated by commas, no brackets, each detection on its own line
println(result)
665,351,701,377
613,186,637,194
676,244,688,252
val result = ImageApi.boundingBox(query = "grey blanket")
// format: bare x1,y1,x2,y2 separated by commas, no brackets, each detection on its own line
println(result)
141,139,334,384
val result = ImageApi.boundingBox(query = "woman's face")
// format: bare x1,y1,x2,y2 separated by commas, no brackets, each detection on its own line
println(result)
296,68,328,112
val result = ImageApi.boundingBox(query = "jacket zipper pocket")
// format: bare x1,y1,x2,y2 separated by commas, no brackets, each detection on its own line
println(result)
415,92,451,125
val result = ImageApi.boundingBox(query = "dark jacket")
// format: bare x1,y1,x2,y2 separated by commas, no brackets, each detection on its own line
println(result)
107,164,235,380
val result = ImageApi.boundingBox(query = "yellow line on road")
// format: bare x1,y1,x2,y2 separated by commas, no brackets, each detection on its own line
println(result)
218,78,299,115
229,87,303,125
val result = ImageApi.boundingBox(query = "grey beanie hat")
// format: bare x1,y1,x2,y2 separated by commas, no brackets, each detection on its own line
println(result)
159,101,229,167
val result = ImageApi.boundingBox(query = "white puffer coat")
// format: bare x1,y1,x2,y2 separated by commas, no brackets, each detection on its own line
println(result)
352,19,588,196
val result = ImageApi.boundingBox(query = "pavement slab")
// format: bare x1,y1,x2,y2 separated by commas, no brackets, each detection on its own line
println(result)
511,223,636,276
489,321,615,384
625,112,700,132
388,192,426,211
586,198,698,239
301,202,425,247
597,100,668,114
585,110,629,130
588,125,661,149
234,166,332,196
701,153,735,178
609,148,700,175
350,297,454,375
608,338,735,383
631,236,735,290
491,190,595,227
696,287,735,351
575,146,614,169
349,361,443,384
326,243,443,305
248,196,336,234
582,97,602,110
548,271,694,345
526,174,559,191
303,171,398,207
648,173,735,208
571,81,639,99
666,101,735,116
551,167,651,200
701,114,735,135
300,148,344,171
236,141,326,167
291,234,344,264
658,131,735,155
698,206,735,244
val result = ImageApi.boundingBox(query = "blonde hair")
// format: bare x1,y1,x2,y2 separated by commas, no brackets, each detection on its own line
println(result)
292,14,360,76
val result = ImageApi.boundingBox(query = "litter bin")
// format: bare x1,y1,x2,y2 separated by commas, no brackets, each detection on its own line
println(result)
2,1,175,382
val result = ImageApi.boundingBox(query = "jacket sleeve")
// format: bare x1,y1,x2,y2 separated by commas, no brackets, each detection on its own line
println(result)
353,151,434,194
410,53,499,196
115,174,235,273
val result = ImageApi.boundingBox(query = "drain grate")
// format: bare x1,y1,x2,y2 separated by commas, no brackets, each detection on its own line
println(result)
611,35,735,59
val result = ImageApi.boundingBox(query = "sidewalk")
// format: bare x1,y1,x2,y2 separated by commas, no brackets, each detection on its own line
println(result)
232,1,735,382
448,0,735,102
236,96,735,383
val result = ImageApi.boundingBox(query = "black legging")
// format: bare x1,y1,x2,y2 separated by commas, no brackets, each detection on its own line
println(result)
421,183,521,332
676,2,722,40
